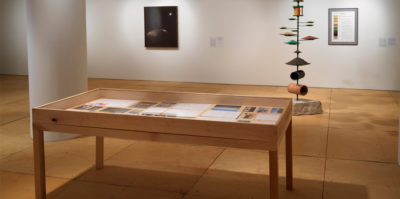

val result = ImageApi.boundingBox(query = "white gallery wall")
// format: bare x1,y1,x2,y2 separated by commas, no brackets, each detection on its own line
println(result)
0,0,27,75
0,0,399,90
86,0,400,90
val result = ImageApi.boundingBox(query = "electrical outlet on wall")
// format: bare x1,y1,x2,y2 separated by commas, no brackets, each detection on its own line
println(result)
379,37,397,48
216,37,224,47
387,38,397,48
210,37,224,48
379,38,387,48
210,37,216,47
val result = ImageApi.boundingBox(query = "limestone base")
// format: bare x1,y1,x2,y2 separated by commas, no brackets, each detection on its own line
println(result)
292,98,323,116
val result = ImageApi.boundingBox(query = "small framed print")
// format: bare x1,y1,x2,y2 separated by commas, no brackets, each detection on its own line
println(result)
328,8,358,45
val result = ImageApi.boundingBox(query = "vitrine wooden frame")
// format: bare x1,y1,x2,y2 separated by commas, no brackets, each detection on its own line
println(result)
32,88,293,199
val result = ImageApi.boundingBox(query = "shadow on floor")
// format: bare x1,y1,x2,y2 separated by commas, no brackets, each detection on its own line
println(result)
45,165,369,199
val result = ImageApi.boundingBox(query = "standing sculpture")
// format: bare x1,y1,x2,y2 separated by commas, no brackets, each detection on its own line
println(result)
280,0,318,100
280,0,323,115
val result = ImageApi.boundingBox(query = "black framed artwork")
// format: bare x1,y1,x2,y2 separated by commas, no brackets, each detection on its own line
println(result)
144,6,178,47
328,8,358,45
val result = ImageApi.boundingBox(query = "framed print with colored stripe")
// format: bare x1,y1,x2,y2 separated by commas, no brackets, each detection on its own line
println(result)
328,8,358,45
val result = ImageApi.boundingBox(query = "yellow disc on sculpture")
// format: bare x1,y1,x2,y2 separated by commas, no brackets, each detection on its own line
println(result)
281,32,297,36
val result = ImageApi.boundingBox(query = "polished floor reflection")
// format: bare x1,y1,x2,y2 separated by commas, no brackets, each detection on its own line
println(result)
0,75,399,199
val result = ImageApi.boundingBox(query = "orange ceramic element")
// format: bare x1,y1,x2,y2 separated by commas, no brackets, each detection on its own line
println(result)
288,83,308,96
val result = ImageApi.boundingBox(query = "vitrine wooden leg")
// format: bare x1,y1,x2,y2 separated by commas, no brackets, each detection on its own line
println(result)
269,150,279,199
286,121,293,190
33,126,46,199
96,136,104,169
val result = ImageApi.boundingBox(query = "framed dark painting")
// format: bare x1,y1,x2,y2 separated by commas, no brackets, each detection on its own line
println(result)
144,6,178,47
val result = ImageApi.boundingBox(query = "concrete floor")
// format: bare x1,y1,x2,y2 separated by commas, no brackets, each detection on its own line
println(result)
0,75,399,199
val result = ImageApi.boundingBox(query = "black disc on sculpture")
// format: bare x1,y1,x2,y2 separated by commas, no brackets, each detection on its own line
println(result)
286,57,310,66
290,70,305,80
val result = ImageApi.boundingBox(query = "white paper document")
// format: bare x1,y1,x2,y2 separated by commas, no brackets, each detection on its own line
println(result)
201,110,241,119
163,109,203,118
173,103,211,110
141,107,168,115
255,114,280,121
86,99,137,107
331,11,356,42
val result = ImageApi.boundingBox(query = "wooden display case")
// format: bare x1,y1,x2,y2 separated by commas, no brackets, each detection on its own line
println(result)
32,88,293,199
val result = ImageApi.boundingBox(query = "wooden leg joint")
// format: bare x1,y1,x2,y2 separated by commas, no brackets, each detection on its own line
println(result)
269,150,279,199
286,121,293,190
96,136,104,169
33,126,46,199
